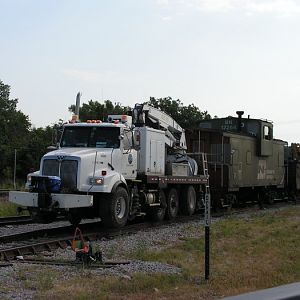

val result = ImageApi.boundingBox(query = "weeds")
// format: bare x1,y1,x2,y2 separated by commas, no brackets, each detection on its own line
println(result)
0,202,27,217
15,266,58,291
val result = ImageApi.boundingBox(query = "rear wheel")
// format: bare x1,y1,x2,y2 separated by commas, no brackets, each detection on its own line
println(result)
166,188,179,220
181,185,196,216
265,190,276,205
147,190,166,222
100,187,129,228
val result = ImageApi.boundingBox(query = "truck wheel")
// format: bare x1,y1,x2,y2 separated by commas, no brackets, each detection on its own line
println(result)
166,188,179,220
147,190,166,222
181,186,196,216
266,191,276,205
101,187,129,228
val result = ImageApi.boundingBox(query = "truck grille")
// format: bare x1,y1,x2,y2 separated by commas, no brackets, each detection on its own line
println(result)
42,159,78,191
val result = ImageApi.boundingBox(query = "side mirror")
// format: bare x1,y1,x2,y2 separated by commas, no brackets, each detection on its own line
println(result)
133,130,140,151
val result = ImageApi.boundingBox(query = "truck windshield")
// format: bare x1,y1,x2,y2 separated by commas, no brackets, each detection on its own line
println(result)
60,126,120,148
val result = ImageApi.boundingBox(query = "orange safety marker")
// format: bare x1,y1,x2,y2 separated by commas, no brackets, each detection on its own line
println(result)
71,227,89,254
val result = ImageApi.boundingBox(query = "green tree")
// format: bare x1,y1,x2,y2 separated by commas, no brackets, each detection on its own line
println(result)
69,97,210,128
0,80,59,185
0,80,31,184
20,126,54,175
69,100,129,122
146,97,210,128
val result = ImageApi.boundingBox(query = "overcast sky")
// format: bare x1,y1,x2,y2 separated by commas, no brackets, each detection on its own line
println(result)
1,0,300,143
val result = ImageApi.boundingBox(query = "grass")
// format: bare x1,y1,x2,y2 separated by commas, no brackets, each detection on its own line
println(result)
0,202,28,217
0,179,26,190
15,266,58,291
33,273,184,300
7,206,300,299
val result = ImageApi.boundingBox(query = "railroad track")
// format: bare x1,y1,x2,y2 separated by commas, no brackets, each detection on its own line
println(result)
0,215,67,227
0,215,33,226
0,221,104,244
0,215,205,261
0,201,297,262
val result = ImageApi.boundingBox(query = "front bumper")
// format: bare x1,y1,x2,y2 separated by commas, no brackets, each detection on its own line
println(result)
9,191,93,209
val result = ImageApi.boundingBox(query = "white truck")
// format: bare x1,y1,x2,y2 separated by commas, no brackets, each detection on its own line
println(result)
9,103,208,227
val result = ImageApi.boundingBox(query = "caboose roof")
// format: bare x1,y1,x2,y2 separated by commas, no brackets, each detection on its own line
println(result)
198,116,272,137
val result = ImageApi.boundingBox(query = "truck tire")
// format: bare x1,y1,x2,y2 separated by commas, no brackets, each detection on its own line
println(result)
265,190,276,205
100,187,129,228
166,188,179,220
147,190,166,222
181,185,196,216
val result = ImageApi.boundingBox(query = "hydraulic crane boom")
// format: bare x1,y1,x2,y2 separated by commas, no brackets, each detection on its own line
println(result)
132,103,187,150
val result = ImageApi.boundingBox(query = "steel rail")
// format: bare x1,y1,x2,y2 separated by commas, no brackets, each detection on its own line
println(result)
0,238,71,260
0,215,33,226
0,215,67,227
0,221,104,243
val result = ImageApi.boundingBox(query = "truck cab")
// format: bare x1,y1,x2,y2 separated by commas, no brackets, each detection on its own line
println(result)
42,120,137,194
10,115,138,226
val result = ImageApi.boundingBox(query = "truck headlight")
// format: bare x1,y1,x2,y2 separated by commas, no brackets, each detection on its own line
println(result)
90,177,104,185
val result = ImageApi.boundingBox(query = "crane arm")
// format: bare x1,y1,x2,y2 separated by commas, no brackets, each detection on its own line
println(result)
132,104,187,150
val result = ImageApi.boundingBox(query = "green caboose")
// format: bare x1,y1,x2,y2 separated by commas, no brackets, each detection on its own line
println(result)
186,112,287,209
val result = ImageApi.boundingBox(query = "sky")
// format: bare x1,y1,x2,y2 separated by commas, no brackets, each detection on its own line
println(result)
1,0,300,143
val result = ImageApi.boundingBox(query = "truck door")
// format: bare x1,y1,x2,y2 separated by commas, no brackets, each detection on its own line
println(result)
121,129,137,180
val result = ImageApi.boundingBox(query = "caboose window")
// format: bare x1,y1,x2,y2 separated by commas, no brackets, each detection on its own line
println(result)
263,126,272,140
